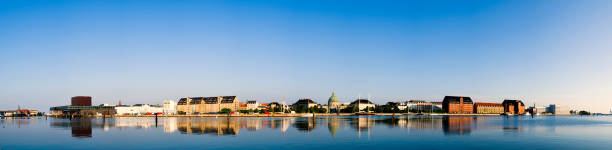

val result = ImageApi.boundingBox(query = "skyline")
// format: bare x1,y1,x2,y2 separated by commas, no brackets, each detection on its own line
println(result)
2,0,612,113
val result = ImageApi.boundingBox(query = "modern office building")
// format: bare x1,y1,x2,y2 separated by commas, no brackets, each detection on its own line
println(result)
176,96,240,114
442,96,474,114
548,104,570,115
50,96,115,116
473,103,504,114
502,100,525,115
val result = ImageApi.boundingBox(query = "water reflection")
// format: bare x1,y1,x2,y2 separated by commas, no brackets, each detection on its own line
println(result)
13,116,581,138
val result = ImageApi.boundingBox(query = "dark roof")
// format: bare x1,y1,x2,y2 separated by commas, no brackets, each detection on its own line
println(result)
190,97,204,104
203,97,218,104
221,96,236,103
269,102,280,105
502,100,525,106
177,98,188,105
293,99,317,105
442,96,473,104
350,99,374,105
247,101,257,104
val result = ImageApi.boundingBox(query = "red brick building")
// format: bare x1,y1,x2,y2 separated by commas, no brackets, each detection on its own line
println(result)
502,100,525,115
442,96,473,114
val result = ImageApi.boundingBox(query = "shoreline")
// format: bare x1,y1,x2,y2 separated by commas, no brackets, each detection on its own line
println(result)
42,113,583,118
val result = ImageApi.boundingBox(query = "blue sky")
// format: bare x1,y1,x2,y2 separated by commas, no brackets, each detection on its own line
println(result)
1,0,611,113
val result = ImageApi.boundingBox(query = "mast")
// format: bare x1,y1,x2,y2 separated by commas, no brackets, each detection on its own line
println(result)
358,94,361,113
282,96,285,113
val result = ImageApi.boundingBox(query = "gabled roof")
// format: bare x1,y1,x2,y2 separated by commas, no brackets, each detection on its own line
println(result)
177,98,189,105
221,96,237,103
190,97,204,104
203,97,218,104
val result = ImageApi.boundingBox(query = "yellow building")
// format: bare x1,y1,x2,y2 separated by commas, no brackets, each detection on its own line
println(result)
176,96,240,114
473,103,504,114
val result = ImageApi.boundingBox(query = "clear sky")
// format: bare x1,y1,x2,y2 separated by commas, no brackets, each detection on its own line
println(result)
1,0,611,113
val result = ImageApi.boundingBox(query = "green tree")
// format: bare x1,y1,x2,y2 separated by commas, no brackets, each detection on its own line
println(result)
393,106,400,113
220,108,232,114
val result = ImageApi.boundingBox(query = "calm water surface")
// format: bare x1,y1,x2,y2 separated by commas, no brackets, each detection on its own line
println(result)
1,116,612,150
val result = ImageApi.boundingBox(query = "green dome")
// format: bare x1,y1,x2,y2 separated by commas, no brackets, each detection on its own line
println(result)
328,91,339,103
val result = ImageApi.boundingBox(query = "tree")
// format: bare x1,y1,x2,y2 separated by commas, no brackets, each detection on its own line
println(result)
220,108,232,114
578,111,591,115
393,106,400,113
375,106,383,113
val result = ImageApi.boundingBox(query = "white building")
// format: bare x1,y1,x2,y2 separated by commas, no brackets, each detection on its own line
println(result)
115,104,163,115
162,100,177,115
350,99,376,112
246,101,259,110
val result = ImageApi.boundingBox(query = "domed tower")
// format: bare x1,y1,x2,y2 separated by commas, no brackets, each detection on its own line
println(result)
328,91,340,113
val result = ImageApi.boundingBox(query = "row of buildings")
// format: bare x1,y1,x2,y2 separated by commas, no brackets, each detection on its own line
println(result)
49,94,573,116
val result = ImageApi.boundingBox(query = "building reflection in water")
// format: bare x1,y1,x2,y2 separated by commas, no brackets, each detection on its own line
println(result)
294,117,317,132
50,119,95,138
176,118,240,136
442,117,474,135
42,116,518,138
328,117,340,137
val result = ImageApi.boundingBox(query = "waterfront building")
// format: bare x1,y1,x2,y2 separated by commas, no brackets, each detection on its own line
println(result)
407,100,433,111
349,99,376,112
473,103,504,114
162,100,177,115
328,92,340,113
246,100,259,110
502,100,525,115
0,108,40,117
547,104,570,115
292,99,319,109
442,96,474,114
176,96,240,114
268,102,281,109
50,96,115,116
527,106,548,115
115,104,163,115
